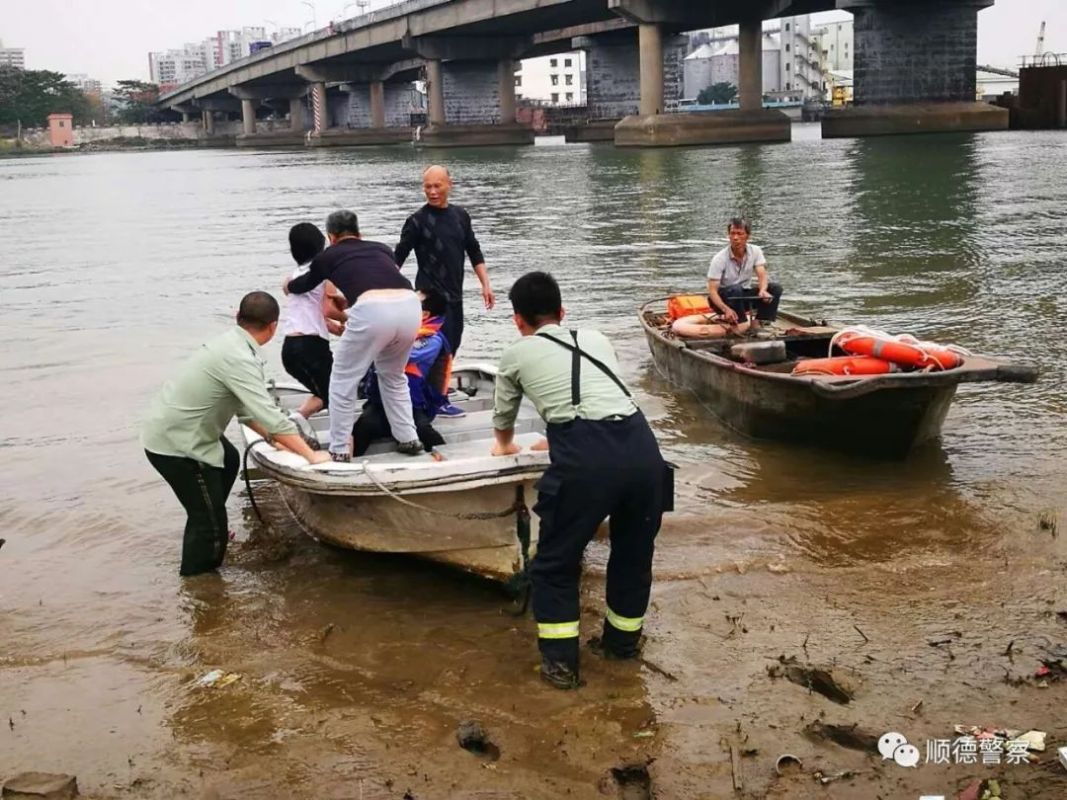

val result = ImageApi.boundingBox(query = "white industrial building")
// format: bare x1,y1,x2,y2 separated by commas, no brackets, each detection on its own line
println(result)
684,16,862,103
516,51,586,106
684,16,822,102
813,19,854,73
0,39,25,69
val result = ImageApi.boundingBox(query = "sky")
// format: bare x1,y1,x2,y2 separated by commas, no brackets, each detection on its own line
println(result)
2,0,1064,87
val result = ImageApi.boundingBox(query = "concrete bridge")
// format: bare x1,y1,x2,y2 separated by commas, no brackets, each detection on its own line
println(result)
158,0,1007,148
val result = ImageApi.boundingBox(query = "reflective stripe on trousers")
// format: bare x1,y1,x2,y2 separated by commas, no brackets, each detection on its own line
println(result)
606,607,644,633
538,621,580,640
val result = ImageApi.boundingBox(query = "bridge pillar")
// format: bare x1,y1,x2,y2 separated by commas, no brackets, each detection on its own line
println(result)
609,3,788,147
405,35,533,147
226,85,308,147
201,110,215,135
370,81,387,128
309,82,329,135
565,30,640,142
823,0,1008,138
416,59,533,147
290,97,306,133
498,58,517,125
240,99,256,136
309,81,413,147
427,59,446,127
737,18,762,111
638,24,664,116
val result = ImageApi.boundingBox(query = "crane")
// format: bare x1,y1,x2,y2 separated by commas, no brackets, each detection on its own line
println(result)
1035,21,1046,57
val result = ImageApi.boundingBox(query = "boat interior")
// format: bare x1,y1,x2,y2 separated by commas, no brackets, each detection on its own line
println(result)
270,365,547,463
643,309,840,374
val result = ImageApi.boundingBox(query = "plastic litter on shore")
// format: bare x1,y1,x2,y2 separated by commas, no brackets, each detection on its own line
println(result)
194,669,242,688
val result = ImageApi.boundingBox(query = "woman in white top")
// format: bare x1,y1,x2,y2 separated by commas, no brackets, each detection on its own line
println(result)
281,223,345,420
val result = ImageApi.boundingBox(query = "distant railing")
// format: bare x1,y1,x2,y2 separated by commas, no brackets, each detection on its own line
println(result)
1020,53,1066,69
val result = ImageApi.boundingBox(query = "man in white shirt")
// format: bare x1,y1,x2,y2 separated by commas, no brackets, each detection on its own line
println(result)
706,216,783,325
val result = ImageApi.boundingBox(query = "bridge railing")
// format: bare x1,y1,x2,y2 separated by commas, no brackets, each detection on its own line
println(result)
158,0,449,103
1020,53,1066,69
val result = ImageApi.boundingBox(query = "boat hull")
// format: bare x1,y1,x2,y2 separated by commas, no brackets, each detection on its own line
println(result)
643,325,958,457
277,478,540,583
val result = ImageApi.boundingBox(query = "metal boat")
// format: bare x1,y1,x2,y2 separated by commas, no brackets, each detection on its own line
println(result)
640,298,1038,458
240,364,548,584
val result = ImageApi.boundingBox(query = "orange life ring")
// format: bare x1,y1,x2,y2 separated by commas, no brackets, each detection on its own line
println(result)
671,314,731,338
793,356,898,377
836,331,962,371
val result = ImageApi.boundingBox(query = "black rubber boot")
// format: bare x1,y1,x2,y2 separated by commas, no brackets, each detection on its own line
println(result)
589,630,643,661
540,658,582,690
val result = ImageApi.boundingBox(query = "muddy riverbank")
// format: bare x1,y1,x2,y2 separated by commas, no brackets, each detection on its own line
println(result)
4,486,1065,799
3,137,1067,798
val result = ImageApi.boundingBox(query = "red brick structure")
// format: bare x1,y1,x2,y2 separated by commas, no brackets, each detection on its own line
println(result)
47,113,74,147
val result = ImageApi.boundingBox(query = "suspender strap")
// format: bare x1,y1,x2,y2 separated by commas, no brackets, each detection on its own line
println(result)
536,332,634,404
569,330,581,406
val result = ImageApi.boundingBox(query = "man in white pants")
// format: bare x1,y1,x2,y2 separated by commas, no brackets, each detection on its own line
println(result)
285,210,422,461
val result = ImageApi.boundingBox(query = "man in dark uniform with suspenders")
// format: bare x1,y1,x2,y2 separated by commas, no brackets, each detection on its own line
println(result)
491,272,669,689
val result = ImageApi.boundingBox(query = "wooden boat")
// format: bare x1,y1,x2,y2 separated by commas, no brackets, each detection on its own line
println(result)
639,298,1038,458
239,364,547,584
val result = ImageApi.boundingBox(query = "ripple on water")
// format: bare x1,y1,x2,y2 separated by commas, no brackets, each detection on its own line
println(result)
0,132,1064,669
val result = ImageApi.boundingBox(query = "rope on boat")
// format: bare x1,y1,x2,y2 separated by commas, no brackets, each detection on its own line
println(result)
243,440,268,526
241,441,532,611
356,457,526,521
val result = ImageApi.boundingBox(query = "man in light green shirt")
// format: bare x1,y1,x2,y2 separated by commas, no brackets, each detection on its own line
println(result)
492,272,668,690
143,292,331,576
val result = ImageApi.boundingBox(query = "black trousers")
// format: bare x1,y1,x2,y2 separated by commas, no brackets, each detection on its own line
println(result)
281,335,333,407
531,413,665,670
145,437,240,576
352,401,444,456
441,300,464,355
717,281,783,322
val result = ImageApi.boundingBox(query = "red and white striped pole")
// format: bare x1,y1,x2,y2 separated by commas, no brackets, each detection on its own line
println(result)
310,82,326,135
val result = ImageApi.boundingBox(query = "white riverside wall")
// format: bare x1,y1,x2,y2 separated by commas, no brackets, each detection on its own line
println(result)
15,120,297,148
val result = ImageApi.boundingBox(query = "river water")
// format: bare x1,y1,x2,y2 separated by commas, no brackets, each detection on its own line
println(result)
2,128,1066,798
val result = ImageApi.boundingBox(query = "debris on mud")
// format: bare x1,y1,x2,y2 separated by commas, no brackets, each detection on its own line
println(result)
728,743,743,791
774,754,803,777
812,769,862,785
958,777,1002,800
1036,657,1067,683
600,761,652,800
952,725,1047,752
1038,509,1057,536
1,771,79,799
804,720,879,752
193,670,241,689
927,631,962,647
767,655,854,705
455,720,500,761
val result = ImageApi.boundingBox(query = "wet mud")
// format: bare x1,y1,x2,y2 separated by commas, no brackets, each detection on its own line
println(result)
4,138,1067,799
4,473,1066,800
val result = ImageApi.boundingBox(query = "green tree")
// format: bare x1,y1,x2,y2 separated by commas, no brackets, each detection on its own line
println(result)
113,80,166,123
0,67,90,127
697,82,738,105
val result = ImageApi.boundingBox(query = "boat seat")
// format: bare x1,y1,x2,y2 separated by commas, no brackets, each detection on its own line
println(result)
357,406,543,455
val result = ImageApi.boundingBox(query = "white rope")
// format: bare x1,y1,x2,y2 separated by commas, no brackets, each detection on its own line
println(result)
354,458,522,521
